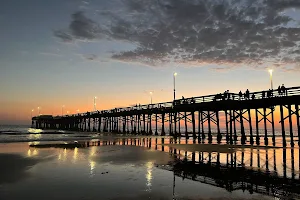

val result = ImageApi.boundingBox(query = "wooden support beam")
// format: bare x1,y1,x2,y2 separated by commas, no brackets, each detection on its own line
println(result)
198,111,201,143
200,111,205,141
208,111,212,143
98,117,101,132
232,110,237,143
296,104,300,146
271,108,275,146
192,111,196,141
161,113,165,136
216,111,221,143
225,110,229,144
184,111,188,138
280,105,287,147
155,113,158,135
255,109,260,145
248,109,254,145
240,109,246,144
288,104,294,147
263,108,268,146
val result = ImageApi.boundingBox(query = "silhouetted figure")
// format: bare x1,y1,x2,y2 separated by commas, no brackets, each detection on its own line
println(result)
281,84,286,96
239,91,243,100
191,97,195,103
251,94,255,100
278,85,282,95
245,89,250,99
224,91,228,99
262,91,265,98
226,90,230,99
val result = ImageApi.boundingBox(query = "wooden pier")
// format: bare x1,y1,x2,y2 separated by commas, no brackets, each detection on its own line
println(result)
32,86,300,147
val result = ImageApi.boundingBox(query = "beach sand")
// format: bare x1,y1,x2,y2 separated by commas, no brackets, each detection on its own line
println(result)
0,140,274,200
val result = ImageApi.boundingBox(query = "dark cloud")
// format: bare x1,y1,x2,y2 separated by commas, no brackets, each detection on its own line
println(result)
84,54,97,60
54,11,104,42
55,0,300,69
69,11,102,39
54,30,73,42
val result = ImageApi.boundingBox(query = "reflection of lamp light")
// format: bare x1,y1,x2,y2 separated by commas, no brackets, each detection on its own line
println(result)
63,148,67,161
89,160,96,176
90,146,97,157
33,149,38,156
27,149,31,157
146,161,153,190
73,147,78,162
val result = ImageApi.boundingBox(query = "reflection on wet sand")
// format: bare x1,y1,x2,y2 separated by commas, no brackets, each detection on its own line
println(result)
24,136,300,199
0,154,43,185
30,137,299,199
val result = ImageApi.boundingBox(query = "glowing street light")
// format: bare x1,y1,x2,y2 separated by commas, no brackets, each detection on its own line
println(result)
31,109,34,118
67,111,69,115
149,91,153,104
77,109,80,113
268,69,273,90
62,105,65,116
173,72,177,100
94,96,97,111
37,107,41,116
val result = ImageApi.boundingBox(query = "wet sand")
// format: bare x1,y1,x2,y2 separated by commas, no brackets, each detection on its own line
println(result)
165,143,280,153
0,140,275,200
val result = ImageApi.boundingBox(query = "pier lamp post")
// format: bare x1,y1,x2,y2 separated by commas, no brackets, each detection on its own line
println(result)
31,109,34,118
94,96,97,111
173,72,177,100
150,92,153,104
77,109,80,114
268,69,273,90
37,107,40,116
62,105,65,116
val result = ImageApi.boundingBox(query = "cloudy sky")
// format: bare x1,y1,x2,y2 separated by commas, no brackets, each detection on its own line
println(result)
1,0,300,124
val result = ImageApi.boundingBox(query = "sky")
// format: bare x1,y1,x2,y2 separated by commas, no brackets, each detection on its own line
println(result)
1,0,300,125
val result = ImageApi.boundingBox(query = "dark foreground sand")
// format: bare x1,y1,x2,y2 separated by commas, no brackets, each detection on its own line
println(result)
0,142,274,200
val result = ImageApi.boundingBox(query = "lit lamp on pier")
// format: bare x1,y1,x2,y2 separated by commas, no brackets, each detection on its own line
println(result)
37,107,41,116
149,91,153,104
62,105,65,116
94,96,97,111
268,69,273,90
31,109,34,118
173,72,178,100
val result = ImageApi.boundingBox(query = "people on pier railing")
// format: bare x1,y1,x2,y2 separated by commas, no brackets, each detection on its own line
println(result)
278,84,287,96
173,96,196,106
100,84,290,113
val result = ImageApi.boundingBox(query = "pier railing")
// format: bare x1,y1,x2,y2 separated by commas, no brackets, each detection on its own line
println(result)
63,86,300,117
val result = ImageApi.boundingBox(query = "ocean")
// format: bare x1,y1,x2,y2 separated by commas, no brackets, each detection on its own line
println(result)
0,124,297,146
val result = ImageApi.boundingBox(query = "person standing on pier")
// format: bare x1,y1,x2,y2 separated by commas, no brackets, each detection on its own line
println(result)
278,85,282,95
245,89,250,99
239,91,243,100
281,84,286,96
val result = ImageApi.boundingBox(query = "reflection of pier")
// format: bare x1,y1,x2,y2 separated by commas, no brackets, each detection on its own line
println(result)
31,137,300,199
32,87,300,147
